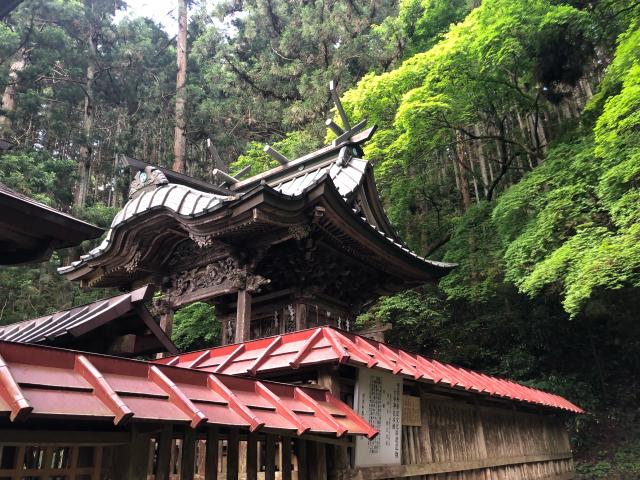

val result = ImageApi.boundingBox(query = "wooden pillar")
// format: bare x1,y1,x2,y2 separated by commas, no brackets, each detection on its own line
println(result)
181,428,197,480
317,368,348,478
295,439,307,480
155,426,173,480
127,426,151,480
156,305,175,359
317,366,340,397
159,307,175,338
265,434,276,480
227,428,240,480
281,438,292,480
205,426,219,480
235,290,252,343
295,303,307,331
312,442,327,480
246,432,258,480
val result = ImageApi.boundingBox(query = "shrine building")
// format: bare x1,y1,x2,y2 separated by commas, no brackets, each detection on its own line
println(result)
58,120,455,345
0,85,583,479
56,86,581,479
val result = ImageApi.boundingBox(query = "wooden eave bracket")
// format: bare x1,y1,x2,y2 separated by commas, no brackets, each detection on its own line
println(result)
134,305,179,355
255,381,310,435
75,354,133,426
207,374,264,432
0,352,32,421
149,365,208,428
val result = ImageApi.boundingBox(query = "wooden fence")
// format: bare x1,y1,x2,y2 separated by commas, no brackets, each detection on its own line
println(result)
343,393,574,480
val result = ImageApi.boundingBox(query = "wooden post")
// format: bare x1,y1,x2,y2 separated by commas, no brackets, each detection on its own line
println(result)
295,303,307,331
317,368,348,477
205,426,219,480
295,439,307,480
159,307,174,337
127,426,151,480
246,432,258,480
281,438,292,480
155,426,173,480
264,434,277,480
227,428,240,480
181,428,196,480
235,290,252,342
312,442,327,480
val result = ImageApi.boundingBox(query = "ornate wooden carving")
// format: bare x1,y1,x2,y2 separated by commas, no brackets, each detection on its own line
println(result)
164,257,270,308
164,239,231,270
128,166,169,198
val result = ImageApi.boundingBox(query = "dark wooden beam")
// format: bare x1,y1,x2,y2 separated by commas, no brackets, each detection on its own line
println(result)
127,426,151,480
295,439,307,480
135,305,178,354
281,438,292,480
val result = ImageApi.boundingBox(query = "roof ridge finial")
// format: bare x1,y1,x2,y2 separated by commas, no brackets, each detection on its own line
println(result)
129,166,169,199
329,80,351,131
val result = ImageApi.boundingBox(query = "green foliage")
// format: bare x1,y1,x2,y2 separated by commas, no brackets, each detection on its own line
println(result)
493,20,640,316
0,150,76,207
229,130,322,178
75,203,119,228
358,288,448,353
171,302,220,352
439,202,504,302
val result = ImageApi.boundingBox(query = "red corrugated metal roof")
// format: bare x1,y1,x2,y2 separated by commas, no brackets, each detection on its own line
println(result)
0,340,377,438
157,327,583,414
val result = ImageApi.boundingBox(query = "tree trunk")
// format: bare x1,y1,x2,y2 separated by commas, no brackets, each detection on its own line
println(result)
172,0,188,173
454,133,472,210
75,2,97,209
473,125,489,198
0,50,27,138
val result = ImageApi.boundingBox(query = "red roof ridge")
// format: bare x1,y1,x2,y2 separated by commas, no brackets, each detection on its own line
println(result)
157,326,583,414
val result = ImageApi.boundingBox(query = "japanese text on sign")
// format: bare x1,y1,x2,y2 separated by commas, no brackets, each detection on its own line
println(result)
353,368,403,466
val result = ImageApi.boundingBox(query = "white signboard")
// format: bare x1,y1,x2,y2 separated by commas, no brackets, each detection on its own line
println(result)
353,368,403,467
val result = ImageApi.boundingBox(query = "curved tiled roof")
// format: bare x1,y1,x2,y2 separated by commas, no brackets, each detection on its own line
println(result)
59,184,235,274
59,154,455,278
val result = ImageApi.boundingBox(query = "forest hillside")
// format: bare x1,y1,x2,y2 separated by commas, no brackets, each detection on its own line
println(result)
1,0,639,476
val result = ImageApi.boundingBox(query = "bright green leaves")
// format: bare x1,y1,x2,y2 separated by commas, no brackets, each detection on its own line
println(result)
491,19,640,316
172,302,220,352
439,202,505,303
229,130,322,178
